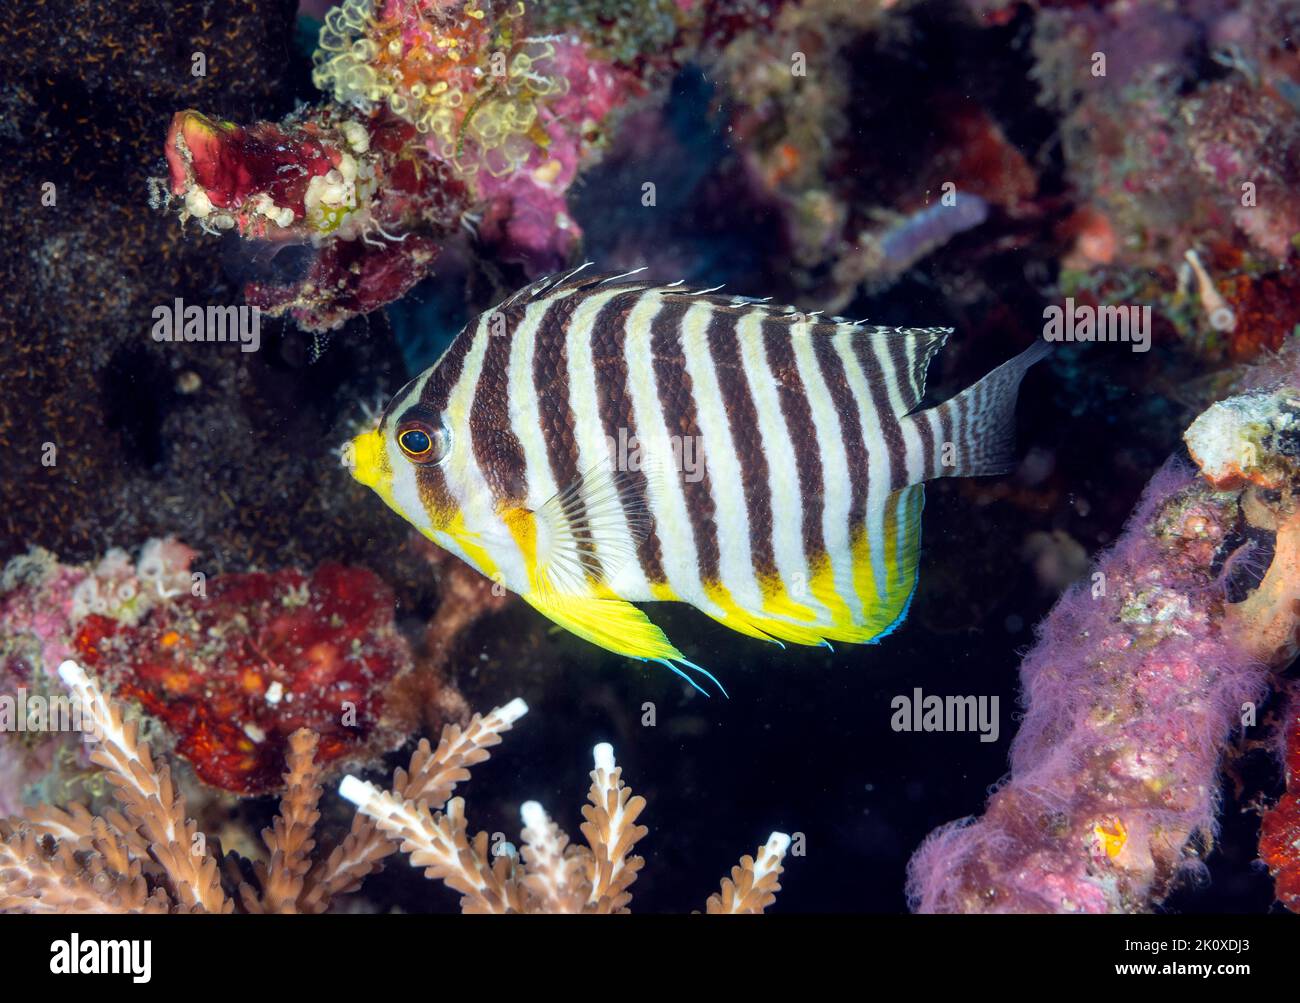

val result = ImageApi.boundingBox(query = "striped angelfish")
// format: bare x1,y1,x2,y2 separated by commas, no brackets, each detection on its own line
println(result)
345,265,1047,694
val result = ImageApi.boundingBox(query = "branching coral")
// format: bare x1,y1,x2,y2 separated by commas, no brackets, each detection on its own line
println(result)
1,660,229,914
1,660,791,914
290,694,528,911
0,659,526,913
342,741,791,913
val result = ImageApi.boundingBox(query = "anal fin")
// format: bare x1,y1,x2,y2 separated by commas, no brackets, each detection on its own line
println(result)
523,591,726,697
523,591,681,660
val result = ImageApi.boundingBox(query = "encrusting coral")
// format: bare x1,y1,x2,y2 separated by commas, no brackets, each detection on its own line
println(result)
907,363,1300,914
0,538,449,799
0,660,791,914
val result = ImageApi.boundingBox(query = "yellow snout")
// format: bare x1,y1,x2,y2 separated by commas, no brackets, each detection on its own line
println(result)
344,429,388,491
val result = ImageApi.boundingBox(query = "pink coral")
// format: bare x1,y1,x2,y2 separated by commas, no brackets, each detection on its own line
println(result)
909,460,1270,912
474,38,644,270
910,365,1300,913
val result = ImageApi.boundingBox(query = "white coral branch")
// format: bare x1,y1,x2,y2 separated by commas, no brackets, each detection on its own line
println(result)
519,800,586,913
339,779,513,913
706,832,792,914
580,742,646,913
334,702,792,914
56,659,229,913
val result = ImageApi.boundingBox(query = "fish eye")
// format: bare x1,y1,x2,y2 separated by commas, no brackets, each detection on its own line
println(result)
396,421,447,464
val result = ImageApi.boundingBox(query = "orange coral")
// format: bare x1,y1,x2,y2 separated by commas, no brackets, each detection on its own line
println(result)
1222,268,1300,361
1259,696,1300,912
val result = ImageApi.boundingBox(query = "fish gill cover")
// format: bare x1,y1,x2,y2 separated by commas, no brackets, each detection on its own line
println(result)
0,0,1299,954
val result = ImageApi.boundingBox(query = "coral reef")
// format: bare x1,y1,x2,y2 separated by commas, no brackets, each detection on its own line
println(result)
1,660,789,914
0,539,466,797
157,0,674,330
4,0,1297,921
160,0,1002,330
1258,686,1300,912
908,375,1300,913
342,737,791,913
1029,0,1300,361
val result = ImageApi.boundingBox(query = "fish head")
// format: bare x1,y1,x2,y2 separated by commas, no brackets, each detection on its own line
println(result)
342,374,457,537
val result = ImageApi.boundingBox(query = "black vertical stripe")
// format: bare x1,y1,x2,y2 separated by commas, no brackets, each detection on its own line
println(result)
852,336,908,491
762,318,825,562
590,291,668,586
913,409,936,480
707,310,778,582
414,320,476,517
469,301,529,504
650,300,720,584
813,333,871,539
887,334,919,409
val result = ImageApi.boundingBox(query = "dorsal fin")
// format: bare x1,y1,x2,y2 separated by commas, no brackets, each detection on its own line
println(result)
503,272,954,411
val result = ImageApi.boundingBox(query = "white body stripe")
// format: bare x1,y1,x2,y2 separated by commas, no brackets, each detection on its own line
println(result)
790,324,861,622
735,310,832,622
564,287,654,599
621,293,719,613
507,298,560,511
679,303,765,612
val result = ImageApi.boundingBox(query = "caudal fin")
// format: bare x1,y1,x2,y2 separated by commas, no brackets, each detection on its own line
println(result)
904,339,1050,480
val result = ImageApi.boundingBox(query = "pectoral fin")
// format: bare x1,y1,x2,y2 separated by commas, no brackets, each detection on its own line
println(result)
528,458,659,596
